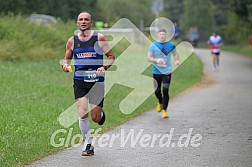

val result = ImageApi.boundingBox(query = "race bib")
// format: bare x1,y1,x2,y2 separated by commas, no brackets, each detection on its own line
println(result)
83,70,99,82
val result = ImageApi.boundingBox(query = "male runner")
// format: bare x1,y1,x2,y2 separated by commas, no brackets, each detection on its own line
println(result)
208,32,222,70
62,12,115,156
147,29,179,118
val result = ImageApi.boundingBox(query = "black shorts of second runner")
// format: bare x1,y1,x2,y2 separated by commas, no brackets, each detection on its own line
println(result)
73,79,104,107
211,51,220,56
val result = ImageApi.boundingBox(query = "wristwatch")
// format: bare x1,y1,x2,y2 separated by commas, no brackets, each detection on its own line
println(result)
102,66,108,70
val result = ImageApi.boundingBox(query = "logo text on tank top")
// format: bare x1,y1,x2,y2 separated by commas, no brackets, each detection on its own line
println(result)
76,52,97,58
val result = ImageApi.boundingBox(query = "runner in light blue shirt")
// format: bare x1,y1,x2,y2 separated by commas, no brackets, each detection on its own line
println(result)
147,29,180,118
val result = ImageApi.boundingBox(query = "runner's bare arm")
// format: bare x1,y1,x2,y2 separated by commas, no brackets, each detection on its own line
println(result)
147,53,164,64
173,51,180,65
98,33,115,70
63,37,74,72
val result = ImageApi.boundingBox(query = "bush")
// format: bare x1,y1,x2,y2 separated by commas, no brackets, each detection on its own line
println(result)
0,15,76,61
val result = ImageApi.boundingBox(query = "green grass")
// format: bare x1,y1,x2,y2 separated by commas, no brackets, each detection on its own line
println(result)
222,45,252,57
0,60,73,166
196,40,252,58
0,15,75,61
0,15,203,167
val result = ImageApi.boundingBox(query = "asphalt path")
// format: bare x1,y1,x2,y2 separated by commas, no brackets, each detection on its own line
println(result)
27,49,252,167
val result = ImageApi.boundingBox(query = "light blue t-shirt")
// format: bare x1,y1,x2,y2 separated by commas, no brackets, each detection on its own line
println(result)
148,41,176,74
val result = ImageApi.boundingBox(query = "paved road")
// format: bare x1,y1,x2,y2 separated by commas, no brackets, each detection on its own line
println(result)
28,49,252,167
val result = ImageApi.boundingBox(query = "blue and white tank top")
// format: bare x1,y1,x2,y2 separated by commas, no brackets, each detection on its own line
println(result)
73,31,104,82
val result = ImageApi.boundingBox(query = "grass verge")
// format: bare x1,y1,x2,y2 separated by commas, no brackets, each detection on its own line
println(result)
222,45,252,57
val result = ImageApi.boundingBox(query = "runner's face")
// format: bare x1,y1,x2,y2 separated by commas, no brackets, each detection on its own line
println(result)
158,32,167,42
77,13,92,31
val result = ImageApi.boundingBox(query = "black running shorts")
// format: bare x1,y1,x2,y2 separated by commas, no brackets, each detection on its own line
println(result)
211,52,220,56
73,79,104,107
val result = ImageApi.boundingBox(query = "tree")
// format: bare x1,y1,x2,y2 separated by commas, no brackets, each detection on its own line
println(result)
225,0,252,44
210,0,231,32
161,0,184,22
231,0,252,23
179,0,215,40
96,0,154,27
0,0,98,21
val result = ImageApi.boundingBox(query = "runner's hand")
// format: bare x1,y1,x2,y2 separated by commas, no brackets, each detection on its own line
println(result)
156,58,165,64
62,64,71,72
96,66,106,76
